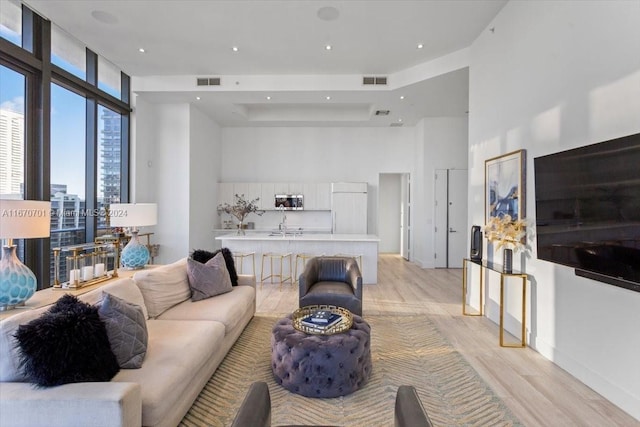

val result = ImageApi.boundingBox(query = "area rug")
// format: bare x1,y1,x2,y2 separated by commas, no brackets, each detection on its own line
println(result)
179,315,521,427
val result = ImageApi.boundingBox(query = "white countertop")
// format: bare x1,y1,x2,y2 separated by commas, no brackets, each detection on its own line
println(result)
216,232,379,242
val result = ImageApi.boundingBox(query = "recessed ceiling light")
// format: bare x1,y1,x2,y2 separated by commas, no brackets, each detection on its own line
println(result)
232,46,239,52
196,96,201,100
398,118,403,122
325,45,332,51
326,96,331,100
91,10,118,25
417,43,424,49
266,96,271,100
317,6,340,21
400,95,405,100
138,48,146,53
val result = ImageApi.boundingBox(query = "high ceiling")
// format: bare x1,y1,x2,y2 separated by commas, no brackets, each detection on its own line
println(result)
23,0,508,126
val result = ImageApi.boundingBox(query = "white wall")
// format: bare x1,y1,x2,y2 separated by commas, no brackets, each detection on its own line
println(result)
469,1,640,419
130,96,157,204
133,102,223,264
189,105,222,252
415,117,469,268
220,127,417,236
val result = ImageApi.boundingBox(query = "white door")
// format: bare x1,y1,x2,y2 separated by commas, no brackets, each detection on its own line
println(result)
447,170,468,268
434,169,468,268
401,173,410,260
434,170,448,267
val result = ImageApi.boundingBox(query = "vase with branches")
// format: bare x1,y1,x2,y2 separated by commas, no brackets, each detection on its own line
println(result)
483,214,527,272
217,194,265,235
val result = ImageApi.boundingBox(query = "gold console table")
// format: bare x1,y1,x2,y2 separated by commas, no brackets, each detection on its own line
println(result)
462,258,528,348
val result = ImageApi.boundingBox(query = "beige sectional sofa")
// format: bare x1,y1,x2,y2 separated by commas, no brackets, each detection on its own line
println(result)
0,257,256,427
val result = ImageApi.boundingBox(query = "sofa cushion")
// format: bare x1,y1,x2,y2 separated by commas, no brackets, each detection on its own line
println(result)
133,258,191,318
158,285,255,334
99,292,148,369
79,278,149,320
187,252,232,301
113,319,225,427
0,305,52,382
191,248,239,286
14,294,120,387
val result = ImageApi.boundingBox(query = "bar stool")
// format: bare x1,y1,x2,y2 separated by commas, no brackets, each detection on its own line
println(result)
233,252,255,276
294,253,324,283
260,252,293,289
334,253,363,273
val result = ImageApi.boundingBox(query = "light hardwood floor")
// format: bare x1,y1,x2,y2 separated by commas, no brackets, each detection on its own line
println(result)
255,254,639,427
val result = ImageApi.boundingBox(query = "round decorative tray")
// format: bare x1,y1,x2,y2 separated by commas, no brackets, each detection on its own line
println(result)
292,305,353,335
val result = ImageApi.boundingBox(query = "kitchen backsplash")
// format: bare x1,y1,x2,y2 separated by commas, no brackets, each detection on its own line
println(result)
217,210,332,232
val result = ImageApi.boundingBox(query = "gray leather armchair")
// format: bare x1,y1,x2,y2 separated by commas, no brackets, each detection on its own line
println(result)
298,256,363,316
230,382,433,427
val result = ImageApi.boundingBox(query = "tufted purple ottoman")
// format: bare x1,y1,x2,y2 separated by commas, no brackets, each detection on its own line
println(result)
271,314,372,398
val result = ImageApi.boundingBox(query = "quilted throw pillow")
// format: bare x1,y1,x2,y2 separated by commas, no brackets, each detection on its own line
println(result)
14,294,120,387
98,292,148,369
187,252,233,301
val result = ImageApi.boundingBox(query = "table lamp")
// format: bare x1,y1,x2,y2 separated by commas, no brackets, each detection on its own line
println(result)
109,203,157,269
0,199,51,311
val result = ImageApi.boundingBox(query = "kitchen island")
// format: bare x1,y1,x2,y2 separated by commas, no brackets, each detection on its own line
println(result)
217,233,380,284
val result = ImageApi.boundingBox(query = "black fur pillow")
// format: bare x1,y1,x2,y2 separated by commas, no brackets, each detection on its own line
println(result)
191,248,238,286
14,294,120,387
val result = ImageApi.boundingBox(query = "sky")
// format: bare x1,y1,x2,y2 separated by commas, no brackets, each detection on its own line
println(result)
1,64,87,199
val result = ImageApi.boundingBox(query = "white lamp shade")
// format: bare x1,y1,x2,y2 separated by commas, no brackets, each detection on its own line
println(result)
109,203,157,227
0,200,51,239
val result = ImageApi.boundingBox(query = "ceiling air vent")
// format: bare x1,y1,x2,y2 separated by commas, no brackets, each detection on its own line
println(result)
390,122,404,127
375,110,390,116
196,77,221,86
362,76,388,85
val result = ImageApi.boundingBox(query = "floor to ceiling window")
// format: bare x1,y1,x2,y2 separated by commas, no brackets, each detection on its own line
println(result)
0,65,25,199
0,3,130,288
0,64,26,261
50,83,87,250
97,105,122,235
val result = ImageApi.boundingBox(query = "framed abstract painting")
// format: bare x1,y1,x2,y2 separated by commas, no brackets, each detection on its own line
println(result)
485,149,526,223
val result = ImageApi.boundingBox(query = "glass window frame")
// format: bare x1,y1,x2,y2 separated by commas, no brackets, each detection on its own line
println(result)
0,4,130,289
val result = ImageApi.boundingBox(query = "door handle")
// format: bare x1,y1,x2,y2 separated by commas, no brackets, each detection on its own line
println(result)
449,228,457,233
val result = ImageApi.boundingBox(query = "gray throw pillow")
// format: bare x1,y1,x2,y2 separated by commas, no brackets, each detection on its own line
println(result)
187,252,233,301
98,292,148,369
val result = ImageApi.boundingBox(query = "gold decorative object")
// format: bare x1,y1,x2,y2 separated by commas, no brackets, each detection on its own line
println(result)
53,240,119,289
292,305,353,335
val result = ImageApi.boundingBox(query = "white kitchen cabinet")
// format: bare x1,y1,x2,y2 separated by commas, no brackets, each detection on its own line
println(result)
316,182,331,210
331,182,368,233
303,183,317,210
261,183,276,210
288,182,304,194
247,183,262,208
218,183,234,207
302,183,330,210
273,183,289,194
233,183,249,201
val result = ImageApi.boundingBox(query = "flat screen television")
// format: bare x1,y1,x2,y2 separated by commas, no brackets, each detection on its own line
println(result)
534,132,640,293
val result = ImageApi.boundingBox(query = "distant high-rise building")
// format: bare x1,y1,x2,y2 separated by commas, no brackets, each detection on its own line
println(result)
0,108,24,196
99,108,121,203
98,108,121,232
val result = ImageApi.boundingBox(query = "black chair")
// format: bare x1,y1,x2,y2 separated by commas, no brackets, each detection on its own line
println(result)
230,382,433,427
298,256,363,316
